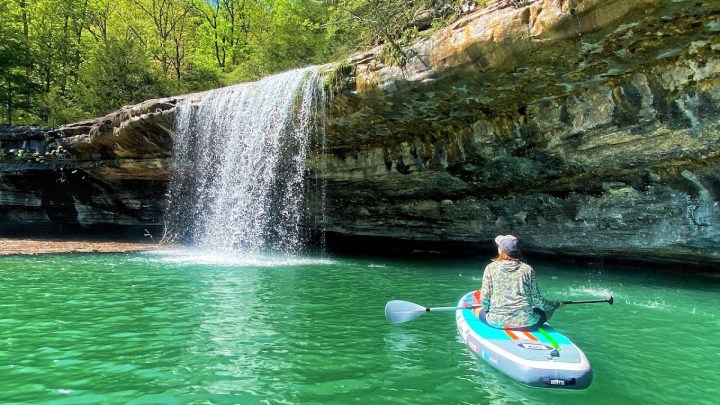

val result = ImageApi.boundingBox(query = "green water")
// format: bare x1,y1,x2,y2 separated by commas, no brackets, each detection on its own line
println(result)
1,250,718,404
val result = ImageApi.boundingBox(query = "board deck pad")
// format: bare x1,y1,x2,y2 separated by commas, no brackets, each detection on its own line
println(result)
456,291,592,389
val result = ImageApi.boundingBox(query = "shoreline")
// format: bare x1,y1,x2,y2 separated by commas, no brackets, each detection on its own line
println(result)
0,238,162,256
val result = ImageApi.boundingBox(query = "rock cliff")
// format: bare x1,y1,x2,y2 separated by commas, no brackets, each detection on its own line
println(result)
318,0,720,266
0,97,183,237
1,0,719,266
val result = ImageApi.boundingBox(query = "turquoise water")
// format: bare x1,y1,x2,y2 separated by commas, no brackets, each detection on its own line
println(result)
1,250,718,404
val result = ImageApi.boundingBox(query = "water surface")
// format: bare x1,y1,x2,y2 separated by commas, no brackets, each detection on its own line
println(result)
1,251,718,404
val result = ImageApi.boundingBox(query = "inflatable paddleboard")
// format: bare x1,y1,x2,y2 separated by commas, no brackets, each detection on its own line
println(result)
456,291,592,389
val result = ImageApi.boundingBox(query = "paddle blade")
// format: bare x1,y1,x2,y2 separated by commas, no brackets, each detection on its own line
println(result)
385,300,427,324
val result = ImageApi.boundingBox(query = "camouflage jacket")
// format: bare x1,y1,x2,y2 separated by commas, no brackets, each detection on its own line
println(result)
480,259,561,328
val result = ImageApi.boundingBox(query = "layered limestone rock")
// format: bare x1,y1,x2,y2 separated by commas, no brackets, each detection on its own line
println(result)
317,0,720,265
1,0,719,266
0,98,185,236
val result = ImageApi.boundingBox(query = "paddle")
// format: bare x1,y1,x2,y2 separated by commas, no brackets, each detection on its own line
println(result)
384,300,482,324
561,295,614,305
385,295,614,324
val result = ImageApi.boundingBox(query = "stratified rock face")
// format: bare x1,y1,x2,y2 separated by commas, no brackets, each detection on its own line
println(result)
317,0,720,265
1,0,719,266
0,97,187,237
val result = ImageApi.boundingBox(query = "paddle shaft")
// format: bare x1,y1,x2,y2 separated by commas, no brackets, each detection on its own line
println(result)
427,304,482,312
561,296,613,305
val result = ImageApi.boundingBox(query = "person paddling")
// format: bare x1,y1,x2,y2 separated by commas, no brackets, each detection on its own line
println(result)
475,235,563,330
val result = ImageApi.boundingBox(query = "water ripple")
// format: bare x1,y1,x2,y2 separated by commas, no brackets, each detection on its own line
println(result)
0,253,718,403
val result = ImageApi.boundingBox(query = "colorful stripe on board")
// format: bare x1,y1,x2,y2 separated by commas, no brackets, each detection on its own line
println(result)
537,327,560,349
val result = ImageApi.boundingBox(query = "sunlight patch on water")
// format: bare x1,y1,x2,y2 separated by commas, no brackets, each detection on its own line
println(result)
140,248,335,267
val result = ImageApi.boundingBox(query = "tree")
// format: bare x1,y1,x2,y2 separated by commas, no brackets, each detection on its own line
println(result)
74,37,165,116
0,2,40,124
126,0,194,80
222,0,330,78
323,1,474,63
85,0,115,41
325,0,418,51
2,0,480,125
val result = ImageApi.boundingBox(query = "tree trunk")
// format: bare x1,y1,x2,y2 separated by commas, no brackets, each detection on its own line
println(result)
175,40,182,80
19,0,29,38
214,31,222,67
6,78,12,125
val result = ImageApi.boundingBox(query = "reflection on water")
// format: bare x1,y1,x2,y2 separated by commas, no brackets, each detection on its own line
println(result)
384,329,418,354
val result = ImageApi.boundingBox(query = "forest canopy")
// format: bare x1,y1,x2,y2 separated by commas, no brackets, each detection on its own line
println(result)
0,0,482,126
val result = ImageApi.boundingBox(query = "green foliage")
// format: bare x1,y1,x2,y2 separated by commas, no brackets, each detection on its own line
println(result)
39,87,86,126
322,60,354,96
0,0,485,125
180,61,222,93
378,43,407,67
0,38,40,124
74,38,167,116
0,1,41,124
249,0,331,74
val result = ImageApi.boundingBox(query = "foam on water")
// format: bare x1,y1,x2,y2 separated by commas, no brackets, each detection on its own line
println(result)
141,248,335,268
566,285,614,299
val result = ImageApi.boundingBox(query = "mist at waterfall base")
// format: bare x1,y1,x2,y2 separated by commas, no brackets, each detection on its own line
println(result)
2,252,719,404
163,66,326,255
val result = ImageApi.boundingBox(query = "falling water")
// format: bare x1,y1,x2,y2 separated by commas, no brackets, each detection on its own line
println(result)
164,67,326,254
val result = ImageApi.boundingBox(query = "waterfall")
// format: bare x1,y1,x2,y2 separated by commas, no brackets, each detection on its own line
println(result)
164,67,326,254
